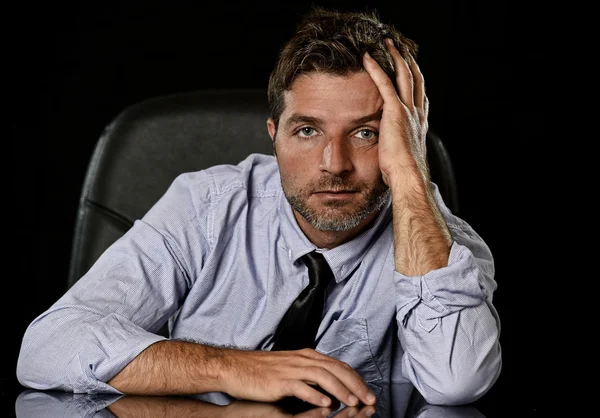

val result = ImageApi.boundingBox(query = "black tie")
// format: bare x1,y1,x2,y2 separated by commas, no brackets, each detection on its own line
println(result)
271,251,334,351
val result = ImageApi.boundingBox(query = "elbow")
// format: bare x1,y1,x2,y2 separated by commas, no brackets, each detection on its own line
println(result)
17,331,63,391
17,319,84,392
17,352,46,390
16,359,44,391
419,376,493,406
419,352,502,406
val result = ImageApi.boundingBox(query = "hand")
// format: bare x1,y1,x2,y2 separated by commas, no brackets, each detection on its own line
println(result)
221,348,377,409
362,38,429,186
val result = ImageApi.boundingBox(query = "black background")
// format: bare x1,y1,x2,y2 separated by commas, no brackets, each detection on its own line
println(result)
8,1,549,416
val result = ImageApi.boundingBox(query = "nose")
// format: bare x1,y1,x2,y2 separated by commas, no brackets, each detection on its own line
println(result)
319,136,353,175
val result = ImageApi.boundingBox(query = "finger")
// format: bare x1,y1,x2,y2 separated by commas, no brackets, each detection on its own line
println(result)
384,38,414,108
298,350,376,407
311,364,376,408
288,379,336,408
300,366,359,407
407,54,426,111
321,361,376,407
362,51,402,111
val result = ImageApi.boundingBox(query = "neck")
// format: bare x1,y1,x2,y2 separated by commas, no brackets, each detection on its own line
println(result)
293,210,380,249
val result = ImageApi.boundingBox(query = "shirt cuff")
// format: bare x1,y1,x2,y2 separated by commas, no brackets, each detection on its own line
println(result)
395,242,488,332
72,314,167,393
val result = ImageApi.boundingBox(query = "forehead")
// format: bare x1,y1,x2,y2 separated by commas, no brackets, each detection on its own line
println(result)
281,71,383,123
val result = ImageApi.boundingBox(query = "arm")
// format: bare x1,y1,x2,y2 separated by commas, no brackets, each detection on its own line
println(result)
363,40,501,405
17,173,375,408
16,217,188,394
16,173,210,393
364,40,451,276
108,339,376,408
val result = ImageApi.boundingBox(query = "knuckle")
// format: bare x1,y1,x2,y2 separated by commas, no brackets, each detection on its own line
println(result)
307,365,326,379
299,348,314,356
328,359,358,377
336,360,354,372
288,379,302,392
384,78,397,90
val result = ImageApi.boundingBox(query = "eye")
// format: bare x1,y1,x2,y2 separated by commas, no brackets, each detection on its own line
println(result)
355,129,378,141
297,127,317,138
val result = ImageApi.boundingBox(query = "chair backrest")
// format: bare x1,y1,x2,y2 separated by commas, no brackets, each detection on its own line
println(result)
67,88,458,288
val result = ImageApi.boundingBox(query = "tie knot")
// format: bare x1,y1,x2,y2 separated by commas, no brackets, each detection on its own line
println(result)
301,251,334,289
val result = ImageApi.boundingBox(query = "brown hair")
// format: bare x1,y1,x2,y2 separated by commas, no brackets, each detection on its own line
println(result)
267,7,418,127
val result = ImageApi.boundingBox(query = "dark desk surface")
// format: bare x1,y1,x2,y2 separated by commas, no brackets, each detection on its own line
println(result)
2,378,487,418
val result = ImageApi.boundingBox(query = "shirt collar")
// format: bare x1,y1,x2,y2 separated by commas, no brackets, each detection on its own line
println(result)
278,188,392,283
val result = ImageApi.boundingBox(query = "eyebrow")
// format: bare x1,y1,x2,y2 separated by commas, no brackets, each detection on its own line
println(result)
283,110,383,130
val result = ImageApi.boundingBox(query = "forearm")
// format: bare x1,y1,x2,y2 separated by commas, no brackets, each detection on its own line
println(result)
389,166,452,275
109,340,231,395
110,342,376,408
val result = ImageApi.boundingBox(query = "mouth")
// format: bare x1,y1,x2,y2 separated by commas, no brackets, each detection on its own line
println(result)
314,190,358,200
315,189,357,194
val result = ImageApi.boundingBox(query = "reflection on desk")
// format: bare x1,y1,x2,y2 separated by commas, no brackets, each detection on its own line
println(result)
15,382,486,418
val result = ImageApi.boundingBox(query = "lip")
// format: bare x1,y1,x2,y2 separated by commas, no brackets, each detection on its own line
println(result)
314,190,357,199
316,190,356,194
315,190,357,194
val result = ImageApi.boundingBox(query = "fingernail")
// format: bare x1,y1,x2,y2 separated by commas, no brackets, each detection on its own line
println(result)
366,392,376,403
348,394,358,406
321,408,331,416
364,51,371,59
385,38,394,46
366,407,376,416
322,396,331,406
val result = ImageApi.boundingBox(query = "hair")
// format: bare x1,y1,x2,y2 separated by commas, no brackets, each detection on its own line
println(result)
267,6,419,128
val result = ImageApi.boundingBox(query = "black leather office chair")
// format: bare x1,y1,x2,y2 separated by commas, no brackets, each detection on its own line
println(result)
67,89,459,289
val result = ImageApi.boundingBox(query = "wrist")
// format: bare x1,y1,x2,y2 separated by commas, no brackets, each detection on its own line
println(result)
201,345,233,393
385,164,427,194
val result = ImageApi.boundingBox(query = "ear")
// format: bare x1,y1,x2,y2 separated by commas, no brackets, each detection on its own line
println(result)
267,118,277,141
267,118,277,157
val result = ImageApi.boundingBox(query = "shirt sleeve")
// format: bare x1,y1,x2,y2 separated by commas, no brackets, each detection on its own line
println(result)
393,185,502,406
16,173,211,393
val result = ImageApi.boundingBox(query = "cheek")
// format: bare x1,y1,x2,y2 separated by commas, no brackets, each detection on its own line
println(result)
277,140,319,171
354,149,381,178
277,153,307,184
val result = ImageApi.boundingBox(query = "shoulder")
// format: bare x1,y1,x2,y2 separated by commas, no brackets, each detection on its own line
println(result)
202,153,280,195
150,153,280,216
141,153,281,236
177,153,280,200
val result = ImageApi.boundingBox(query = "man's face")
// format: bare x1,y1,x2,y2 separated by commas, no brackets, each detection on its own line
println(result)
267,71,389,233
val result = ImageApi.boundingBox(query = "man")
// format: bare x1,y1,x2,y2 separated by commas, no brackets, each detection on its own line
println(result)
17,7,501,410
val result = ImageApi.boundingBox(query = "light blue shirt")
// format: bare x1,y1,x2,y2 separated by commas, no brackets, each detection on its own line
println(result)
17,153,501,405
